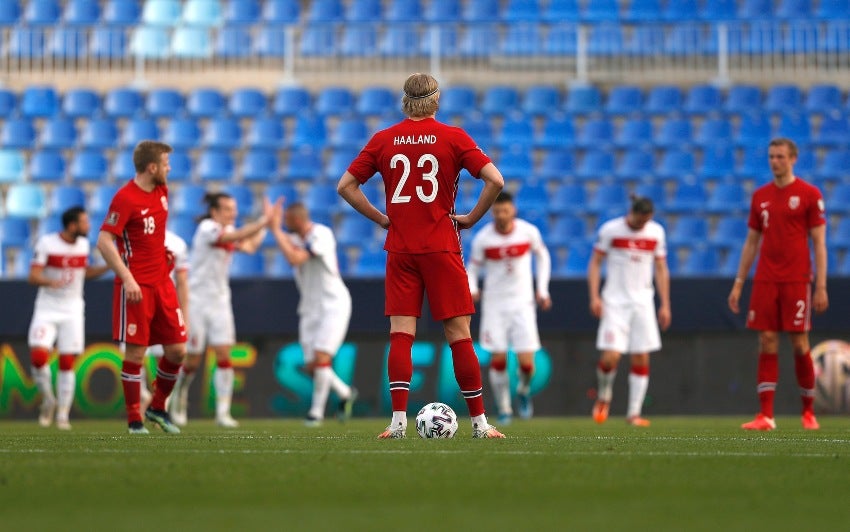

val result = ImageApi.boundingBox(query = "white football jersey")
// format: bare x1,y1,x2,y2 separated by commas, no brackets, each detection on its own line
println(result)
467,218,551,304
189,219,235,303
31,233,90,311
594,216,667,305
165,230,189,284
289,223,351,316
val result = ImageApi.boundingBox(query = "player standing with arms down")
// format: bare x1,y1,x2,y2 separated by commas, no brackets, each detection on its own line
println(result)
466,192,551,424
97,140,185,434
728,138,828,431
27,207,109,429
338,73,506,439
269,201,357,426
588,196,671,427
169,192,271,428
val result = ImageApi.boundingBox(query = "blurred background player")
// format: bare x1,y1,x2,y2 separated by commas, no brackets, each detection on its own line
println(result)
728,138,828,431
588,195,671,427
97,140,186,435
467,192,551,424
338,73,506,439
269,200,357,427
140,229,189,411
27,206,108,430
169,192,271,428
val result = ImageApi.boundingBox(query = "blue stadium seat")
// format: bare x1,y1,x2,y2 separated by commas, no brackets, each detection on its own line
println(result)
792,150,816,178
438,86,476,117
222,184,254,215
576,150,615,181
346,0,380,21
37,215,64,238
215,26,253,58
581,0,619,22
265,253,294,277
356,87,395,116
245,116,286,150
0,1,20,25
522,86,560,116
386,0,422,22
336,212,376,247
736,145,767,180
814,149,850,182
229,88,267,118
171,26,212,58
202,117,242,150
38,117,77,150
303,182,340,216
109,150,135,181
224,0,260,25
0,118,36,149
612,117,651,150
0,89,17,117
668,216,709,247
564,85,601,115
240,149,279,182
656,150,695,182
168,152,192,182
462,0,499,22
423,0,459,21
265,183,299,206
460,113,493,151
62,89,100,119
706,182,747,214
163,118,201,149
229,252,264,278
130,25,171,58
555,240,592,277
285,147,323,181
496,113,535,148
634,182,666,210
142,0,181,26
548,184,586,215
516,182,549,212
497,146,534,181
104,87,143,118
816,0,850,19
330,117,369,149
172,184,208,217
24,0,60,25
576,118,614,149
48,28,88,59
534,149,573,181
543,23,578,55
379,26,421,57
316,87,355,116
197,151,234,182
166,213,197,244
458,24,496,57
187,88,226,118
29,150,65,182
683,85,721,115
664,23,716,57
586,183,627,214
698,144,736,181
831,217,850,250
69,150,108,182
6,182,47,219
724,85,761,115
587,23,624,55
775,112,811,145
625,26,665,56
272,87,310,117
0,216,33,246
615,149,654,182
813,111,850,147
605,85,642,115
536,114,574,149
290,113,327,149
777,0,811,18
262,0,299,23
8,27,45,58
503,0,541,21
306,0,342,21
542,0,578,22
89,27,127,58
325,148,359,180
482,87,520,117
547,214,587,245
299,24,337,56
146,88,184,118
350,247,386,277
64,0,99,25
624,0,661,22
764,85,802,114
711,217,747,249
49,185,85,212
21,86,58,118
662,0,698,21
734,112,771,148
80,118,118,149
339,25,378,57
88,183,120,216
654,117,692,148
679,245,720,276
782,20,819,55
667,182,707,213
500,23,542,55
699,0,737,20
826,183,850,214
183,0,223,27
0,150,26,183
102,0,139,25
739,0,774,19
693,118,732,148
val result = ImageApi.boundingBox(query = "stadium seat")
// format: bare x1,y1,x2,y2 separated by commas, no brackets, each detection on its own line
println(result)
168,152,192,182
102,0,140,25
706,183,747,214
187,88,226,118
623,0,662,22
223,0,260,25
522,86,560,116
662,0,698,21
775,112,812,145
378,26,421,57
668,216,708,247
739,0,774,19
37,215,64,238
458,24,497,57
625,25,665,56
356,87,396,116
813,111,850,147
654,118,692,149
221,184,254,215
532,149,571,182
581,0,618,22
385,0,422,21
350,247,386,277
5,183,47,219
266,253,294,277
202,117,242,150
227,88,267,118
265,183,299,205
438,86,476,118
462,0,499,22
576,150,615,181
229,252,264,278
325,148,359,180
498,146,534,181
336,212,376,247
346,0,381,21
21,86,58,118
683,85,721,115
88,183,120,215
0,150,26,183
262,0,299,23
564,85,602,115
28,151,65,182
245,116,286,150
547,184,586,215
0,217,32,247
543,23,578,55
724,85,761,115
804,84,841,115
634,182,666,209
460,114,494,151
656,150,695,182
165,213,196,245
80,118,119,149
62,89,100,119
664,23,716,57
734,112,771,148
48,28,88,59
38,117,77,150
0,89,16,117
303,182,340,216
536,113,575,148
423,0,459,21
764,85,803,114
163,118,201,149
693,118,732,148
8,27,45,58
614,149,654,182
24,0,60,25
171,26,212,58
816,0,850,18
215,26,253,58
736,145,767,180
171,184,208,217
130,25,171,58
667,183,707,213
89,27,127,58
290,113,327,149
0,2,20,25
253,24,289,56
500,23,543,56
556,241,592,277
183,0,222,27
815,149,850,182
831,217,850,250
120,118,159,148
698,144,736,181
272,87,310,117
0,118,36,149
109,151,135,182
69,150,108,182
678,245,720,276
144,88,183,118
196,151,234,182
329,117,369,149
586,183,627,214
298,23,337,56
587,23,624,56
240,149,279,182
496,113,535,149
605,85,643,115
576,118,614,149
104,87,143,118
284,147,323,181
64,0,99,25
699,0,737,20
710,217,747,249
547,214,588,245
339,25,378,57
776,0,811,18
316,87,355,116
792,150,816,179
142,0,181,26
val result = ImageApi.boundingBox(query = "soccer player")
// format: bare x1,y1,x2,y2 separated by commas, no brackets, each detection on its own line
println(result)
466,192,552,424
588,195,671,427
727,138,828,431
96,140,185,435
169,192,271,428
268,200,357,426
338,72,506,439
27,206,109,430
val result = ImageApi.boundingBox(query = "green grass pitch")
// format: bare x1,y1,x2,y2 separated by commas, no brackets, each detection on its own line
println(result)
1,416,848,531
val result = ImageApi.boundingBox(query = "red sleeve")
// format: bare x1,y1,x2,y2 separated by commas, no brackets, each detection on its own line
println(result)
455,129,491,179
747,194,762,232
347,133,381,184
807,185,826,229
100,189,132,237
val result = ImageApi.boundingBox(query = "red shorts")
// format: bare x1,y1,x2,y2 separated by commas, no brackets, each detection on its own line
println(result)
113,282,187,347
385,251,475,321
747,281,812,333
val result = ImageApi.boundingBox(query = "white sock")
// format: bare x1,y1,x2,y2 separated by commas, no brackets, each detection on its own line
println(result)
627,372,649,418
329,370,352,400
32,365,55,402
596,367,616,403
471,413,489,429
56,370,75,421
308,366,333,419
391,410,407,428
517,369,532,396
139,366,152,404
488,367,512,415
214,367,234,419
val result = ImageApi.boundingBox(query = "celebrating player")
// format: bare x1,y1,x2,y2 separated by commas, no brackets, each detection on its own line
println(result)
169,192,271,428
466,192,551,424
728,138,828,431
269,200,357,426
27,206,109,430
96,140,185,435
338,72,506,439
588,195,671,427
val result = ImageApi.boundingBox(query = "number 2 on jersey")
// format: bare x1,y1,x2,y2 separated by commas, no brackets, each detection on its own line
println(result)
390,153,439,204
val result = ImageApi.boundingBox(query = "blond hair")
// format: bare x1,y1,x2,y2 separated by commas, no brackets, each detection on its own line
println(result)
768,137,798,159
133,140,173,173
402,73,440,118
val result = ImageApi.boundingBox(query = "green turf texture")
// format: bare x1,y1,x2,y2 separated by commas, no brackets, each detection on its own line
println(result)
1,417,847,531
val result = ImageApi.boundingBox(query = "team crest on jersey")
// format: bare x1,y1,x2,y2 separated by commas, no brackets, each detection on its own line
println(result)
161,196,169,211
788,196,800,209
127,323,137,336
105,211,120,226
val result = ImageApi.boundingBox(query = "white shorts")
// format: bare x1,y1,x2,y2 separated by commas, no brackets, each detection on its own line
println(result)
187,301,236,354
28,308,84,354
479,299,541,353
596,300,661,354
299,301,351,364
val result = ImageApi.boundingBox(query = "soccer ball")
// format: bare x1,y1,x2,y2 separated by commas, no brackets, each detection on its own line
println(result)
415,402,458,439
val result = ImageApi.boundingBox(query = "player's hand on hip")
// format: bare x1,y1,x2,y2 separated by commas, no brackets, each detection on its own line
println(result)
378,214,390,229
813,287,829,313
657,305,672,331
589,297,603,319
124,278,142,303
537,294,552,311
449,213,474,230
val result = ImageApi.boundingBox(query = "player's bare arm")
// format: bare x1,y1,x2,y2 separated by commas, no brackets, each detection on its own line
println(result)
450,163,504,230
810,224,829,313
27,264,66,289
338,172,390,229
84,264,110,279
175,267,189,335
219,197,275,252
587,250,604,319
534,241,553,311
96,230,142,303
654,257,671,330
728,228,761,313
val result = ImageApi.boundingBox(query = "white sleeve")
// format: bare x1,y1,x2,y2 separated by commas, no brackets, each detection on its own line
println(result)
654,226,667,258
593,223,612,254
466,232,485,295
306,226,335,259
196,219,223,247
530,226,551,299
31,236,48,266
172,235,190,271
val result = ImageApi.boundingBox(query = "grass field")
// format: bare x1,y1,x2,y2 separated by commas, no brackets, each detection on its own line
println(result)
1,416,848,531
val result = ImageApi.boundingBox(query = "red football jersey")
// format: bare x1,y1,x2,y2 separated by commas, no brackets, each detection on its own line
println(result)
100,180,170,285
748,178,825,282
347,117,491,253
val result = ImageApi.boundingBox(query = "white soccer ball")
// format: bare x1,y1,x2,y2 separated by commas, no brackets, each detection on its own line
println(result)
415,402,459,439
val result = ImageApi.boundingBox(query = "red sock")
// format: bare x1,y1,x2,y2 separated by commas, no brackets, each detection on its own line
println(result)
31,347,49,368
150,358,181,411
217,359,233,369
756,352,778,418
598,361,614,373
631,365,650,377
491,357,507,372
450,338,485,417
58,354,75,371
519,362,534,377
121,360,143,423
388,332,414,412
794,351,815,414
